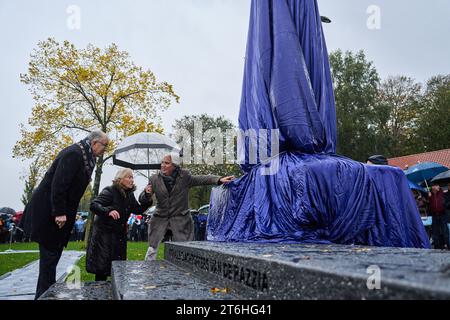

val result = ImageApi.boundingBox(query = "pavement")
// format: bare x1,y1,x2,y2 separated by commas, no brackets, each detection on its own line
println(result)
0,250,85,300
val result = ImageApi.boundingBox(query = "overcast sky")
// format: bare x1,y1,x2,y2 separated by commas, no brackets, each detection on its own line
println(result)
1,0,449,210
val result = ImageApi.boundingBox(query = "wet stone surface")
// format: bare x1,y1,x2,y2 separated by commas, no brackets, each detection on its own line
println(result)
39,281,112,300
111,260,239,300
0,251,85,300
164,242,450,300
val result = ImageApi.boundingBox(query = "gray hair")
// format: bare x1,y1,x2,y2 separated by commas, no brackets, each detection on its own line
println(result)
162,152,181,166
113,168,133,184
86,130,108,143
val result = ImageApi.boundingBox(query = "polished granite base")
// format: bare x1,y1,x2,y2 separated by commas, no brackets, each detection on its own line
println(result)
164,242,450,300
39,281,112,300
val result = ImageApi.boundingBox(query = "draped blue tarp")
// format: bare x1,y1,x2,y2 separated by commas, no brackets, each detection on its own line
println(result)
208,0,430,248
208,153,430,248
238,0,336,172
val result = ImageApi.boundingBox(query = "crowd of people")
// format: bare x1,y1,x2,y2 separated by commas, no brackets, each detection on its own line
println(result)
3,203,207,246
127,213,149,242
0,212,27,244
367,154,450,250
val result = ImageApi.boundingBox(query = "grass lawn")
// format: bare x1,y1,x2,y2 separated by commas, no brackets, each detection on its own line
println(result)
0,241,165,281
0,253,40,277
0,242,42,277
0,242,87,252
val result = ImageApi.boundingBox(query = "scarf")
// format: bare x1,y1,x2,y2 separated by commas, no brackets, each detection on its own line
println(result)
77,138,96,180
160,166,179,194
113,180,137,198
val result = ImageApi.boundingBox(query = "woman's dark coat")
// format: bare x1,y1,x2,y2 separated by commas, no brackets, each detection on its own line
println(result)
86,183,152,276
19,144,91,251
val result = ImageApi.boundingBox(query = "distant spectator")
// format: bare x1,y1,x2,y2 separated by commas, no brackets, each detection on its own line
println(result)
0,218,6,243
139,217,147,242
74,216,86,242
130,216,141,242
413,190,429,217
192,212,207,241
445,183,450,248
12,213,24,242
429,183,449,250
127,214,135,240
192,213,200,240
197,214,208,241
366,155,388,166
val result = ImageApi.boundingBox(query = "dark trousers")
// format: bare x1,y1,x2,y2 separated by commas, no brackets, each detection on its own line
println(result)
35,244,64,300
95,274,108,281
431,214,450,249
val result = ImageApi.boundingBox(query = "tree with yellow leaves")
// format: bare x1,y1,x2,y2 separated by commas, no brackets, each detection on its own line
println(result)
14,38,180,199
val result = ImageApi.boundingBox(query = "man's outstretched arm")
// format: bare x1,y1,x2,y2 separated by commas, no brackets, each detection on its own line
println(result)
189,174,235,187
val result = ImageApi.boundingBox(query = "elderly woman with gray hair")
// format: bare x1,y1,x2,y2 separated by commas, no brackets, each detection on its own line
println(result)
86,168,153,281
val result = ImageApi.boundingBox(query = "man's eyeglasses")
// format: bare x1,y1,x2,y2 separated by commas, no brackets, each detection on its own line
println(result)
96,141,108,148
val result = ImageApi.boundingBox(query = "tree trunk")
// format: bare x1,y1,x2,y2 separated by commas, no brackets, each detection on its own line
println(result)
84,155,105,247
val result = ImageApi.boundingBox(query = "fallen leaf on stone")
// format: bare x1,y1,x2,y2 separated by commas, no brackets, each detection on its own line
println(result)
211,287,230,294
144,285,157,289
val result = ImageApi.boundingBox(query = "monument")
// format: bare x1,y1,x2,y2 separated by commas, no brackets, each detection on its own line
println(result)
207,0,430,249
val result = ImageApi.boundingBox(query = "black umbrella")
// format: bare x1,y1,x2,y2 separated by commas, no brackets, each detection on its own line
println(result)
430,170,450,185
113,132,181,179
367,155,388,165
0,207,16,216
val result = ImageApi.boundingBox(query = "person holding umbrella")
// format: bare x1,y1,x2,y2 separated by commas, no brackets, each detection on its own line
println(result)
405,162,449,191
144,153,235,260
428,182,449,250
445,182,450,247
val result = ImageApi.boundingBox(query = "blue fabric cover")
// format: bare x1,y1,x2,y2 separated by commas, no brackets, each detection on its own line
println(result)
208,0,430,248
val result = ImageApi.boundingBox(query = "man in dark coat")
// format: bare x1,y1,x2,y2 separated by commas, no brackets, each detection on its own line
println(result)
144,154,235,260
20,130,109,299
429,182,449,250
444,183,450,249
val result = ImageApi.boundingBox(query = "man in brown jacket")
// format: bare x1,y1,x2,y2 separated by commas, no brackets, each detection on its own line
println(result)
145,154,234,260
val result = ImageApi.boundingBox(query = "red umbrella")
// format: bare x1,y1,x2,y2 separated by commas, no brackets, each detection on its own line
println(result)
13,211,23,223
